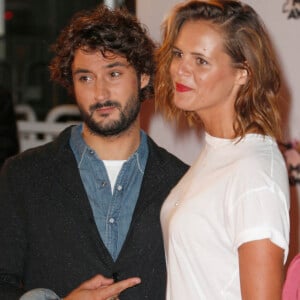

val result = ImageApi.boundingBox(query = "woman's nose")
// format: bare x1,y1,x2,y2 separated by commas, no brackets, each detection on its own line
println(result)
176,59,191,76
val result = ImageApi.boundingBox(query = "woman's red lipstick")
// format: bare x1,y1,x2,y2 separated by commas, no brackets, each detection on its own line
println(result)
175,82,192,92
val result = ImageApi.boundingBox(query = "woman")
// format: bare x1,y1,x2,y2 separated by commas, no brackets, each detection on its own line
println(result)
156,1,290,299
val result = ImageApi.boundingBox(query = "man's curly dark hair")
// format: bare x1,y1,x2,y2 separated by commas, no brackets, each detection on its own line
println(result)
49,5,156,101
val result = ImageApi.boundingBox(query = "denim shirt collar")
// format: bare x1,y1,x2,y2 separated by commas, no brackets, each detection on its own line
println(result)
69,124,149,260
69,124,148,169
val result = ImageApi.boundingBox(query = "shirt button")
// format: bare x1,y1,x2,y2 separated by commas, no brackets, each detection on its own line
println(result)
117,185,122,191
109,218,115,224
112,272,119,282
101,181,107,187
89,150,94,154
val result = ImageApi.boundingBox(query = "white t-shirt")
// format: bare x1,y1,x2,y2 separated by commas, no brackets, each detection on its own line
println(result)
103,160,125,193
161,133,290,300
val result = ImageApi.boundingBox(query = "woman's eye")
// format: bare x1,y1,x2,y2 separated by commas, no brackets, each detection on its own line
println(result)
172,49,182,58
196,57,208,65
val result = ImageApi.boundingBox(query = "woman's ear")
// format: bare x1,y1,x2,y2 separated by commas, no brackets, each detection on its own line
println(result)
140,74,150,89
236,68,248,86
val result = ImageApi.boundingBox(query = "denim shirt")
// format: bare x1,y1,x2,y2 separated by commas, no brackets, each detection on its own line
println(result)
70,125,149,261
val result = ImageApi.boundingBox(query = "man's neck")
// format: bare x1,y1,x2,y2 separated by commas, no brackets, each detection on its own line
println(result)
81,122,141,160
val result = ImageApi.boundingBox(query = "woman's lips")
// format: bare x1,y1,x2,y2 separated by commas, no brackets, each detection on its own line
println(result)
175,82,193,92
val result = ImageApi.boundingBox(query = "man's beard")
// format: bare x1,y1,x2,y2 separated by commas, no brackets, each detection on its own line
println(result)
79,95,141,137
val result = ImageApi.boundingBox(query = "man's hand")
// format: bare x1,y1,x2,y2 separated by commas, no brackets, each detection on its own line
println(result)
64,274,141,300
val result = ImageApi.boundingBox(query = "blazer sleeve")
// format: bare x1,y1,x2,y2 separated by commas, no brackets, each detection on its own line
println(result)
0,87,19,169
0,161,26,299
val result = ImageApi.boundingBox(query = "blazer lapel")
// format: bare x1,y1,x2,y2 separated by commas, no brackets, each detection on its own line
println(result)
131,138,169,222
49,131,114,267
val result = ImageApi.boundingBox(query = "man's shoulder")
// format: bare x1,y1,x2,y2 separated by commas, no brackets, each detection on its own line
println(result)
146,135,189,171
2,126,73,172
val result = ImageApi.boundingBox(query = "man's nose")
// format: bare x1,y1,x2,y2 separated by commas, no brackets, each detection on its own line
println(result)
94,78,110,101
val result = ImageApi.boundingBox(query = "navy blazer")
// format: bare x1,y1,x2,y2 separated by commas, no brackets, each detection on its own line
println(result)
0,126,189,300
0,87,19,168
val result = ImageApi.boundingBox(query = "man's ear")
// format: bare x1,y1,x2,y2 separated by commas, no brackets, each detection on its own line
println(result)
140,74,150,89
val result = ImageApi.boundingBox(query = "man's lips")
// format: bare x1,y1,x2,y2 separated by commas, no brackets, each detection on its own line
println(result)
96,105,115,112
90,104,117,117
175,82,193,92
92,102,118,113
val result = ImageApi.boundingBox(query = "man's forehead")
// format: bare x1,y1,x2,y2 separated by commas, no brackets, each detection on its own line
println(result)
72,48,134,75
102,50,125,60
77,47,128,62
73,48,130,67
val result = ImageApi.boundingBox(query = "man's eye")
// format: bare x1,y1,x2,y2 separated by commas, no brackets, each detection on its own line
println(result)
111,71,121,78
79,75,92,82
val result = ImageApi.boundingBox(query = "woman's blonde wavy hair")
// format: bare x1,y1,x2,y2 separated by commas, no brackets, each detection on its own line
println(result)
155,0,282,139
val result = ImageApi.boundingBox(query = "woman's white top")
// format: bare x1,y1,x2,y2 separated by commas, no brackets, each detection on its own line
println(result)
161,133,290,300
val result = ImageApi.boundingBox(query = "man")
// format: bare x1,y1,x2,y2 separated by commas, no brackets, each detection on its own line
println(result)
0,5,188,300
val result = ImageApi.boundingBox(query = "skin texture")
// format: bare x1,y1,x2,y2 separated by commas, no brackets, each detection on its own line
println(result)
170,20,284,299
64,274,141,300
238,239,284,300
170,20,247,138
72,49,149,160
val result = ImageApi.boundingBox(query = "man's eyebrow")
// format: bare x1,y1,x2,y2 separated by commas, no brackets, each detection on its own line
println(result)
72,62,129,75
73,68,90,75
106,61,129,68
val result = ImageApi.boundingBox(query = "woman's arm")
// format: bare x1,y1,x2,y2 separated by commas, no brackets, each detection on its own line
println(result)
238,238,284,300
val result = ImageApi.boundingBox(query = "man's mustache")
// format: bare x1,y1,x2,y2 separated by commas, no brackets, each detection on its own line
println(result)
90,100,121,113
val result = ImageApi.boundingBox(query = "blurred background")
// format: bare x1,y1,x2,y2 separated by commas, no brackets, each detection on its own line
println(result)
0,0,135,120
